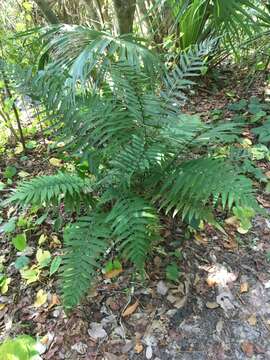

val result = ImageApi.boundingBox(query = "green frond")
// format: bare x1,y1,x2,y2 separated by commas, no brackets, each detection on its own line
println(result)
251,120,270,143
106,196,160,269
160,114,243,152
162,39,216,109
157,158,256,222
9,172,93,211
39,25,161,100
112,135,146,184
61,214,111,309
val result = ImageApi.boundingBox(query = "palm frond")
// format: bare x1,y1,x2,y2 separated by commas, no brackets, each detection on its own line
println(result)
9,172,93,211
106,196,160,269
156,157,256,222
61,213,111,308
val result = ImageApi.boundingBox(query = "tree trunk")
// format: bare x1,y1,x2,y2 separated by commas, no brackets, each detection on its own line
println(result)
33,0,60,24
113,0,136,34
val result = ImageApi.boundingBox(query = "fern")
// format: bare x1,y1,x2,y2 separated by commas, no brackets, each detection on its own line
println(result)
9,172,93,211
106,196,160,270
61,213,111,309
9,32,260,310
156,158,256,222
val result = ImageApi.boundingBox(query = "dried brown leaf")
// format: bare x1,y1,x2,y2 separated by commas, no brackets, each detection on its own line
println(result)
122,300,139,317
241,341,254,358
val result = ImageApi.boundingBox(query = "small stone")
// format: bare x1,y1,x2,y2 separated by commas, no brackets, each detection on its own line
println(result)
157,281,168,296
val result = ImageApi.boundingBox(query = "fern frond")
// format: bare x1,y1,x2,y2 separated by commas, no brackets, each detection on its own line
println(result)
157,158,256,222
61,214,111,308
106,196,160,269
162,39,216,109
9,172,93,211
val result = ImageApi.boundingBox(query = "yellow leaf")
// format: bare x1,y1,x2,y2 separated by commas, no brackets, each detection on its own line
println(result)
194,233,208,245
20,266,40,284
247,314,257,326
38,234,47,246
122,300,139,317
104,268,123,279
15,144,24,154
240,282,249,293
1,278,11,294
34,289,47,308
237,226,249,234
49,158,62,167
36,249,51,268
0,304,6,310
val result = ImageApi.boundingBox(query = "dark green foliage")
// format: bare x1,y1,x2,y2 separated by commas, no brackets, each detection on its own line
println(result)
156,158,256,222
62,214,111,309
9,30,260,309
107,196,160,269
252,119,270,143
9,172,93,211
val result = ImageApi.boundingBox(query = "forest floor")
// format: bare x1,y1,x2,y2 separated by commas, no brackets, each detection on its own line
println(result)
0,67,270,360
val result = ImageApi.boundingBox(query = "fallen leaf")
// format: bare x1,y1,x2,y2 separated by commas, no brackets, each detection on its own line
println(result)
71,342,88,355
247,314,257,326
36,249,51,268
257,196,270,208
174,296,187,309
194,233,208,245
0,277,11,294
49,158,62,167
122,300,139,317
0,304,6,310
237,226,249,234
206,301,220,309
241,341,254,358
134,339,143,354
34,289,48,308
38,234,47,245
206,264,237,287
265,171,270,178
88,322,107,340
240,282,249,293
223,237,238,250
225,216,239,227
20,267,40,284
104,268,123,279
156,281,168,296
48,294,60,309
